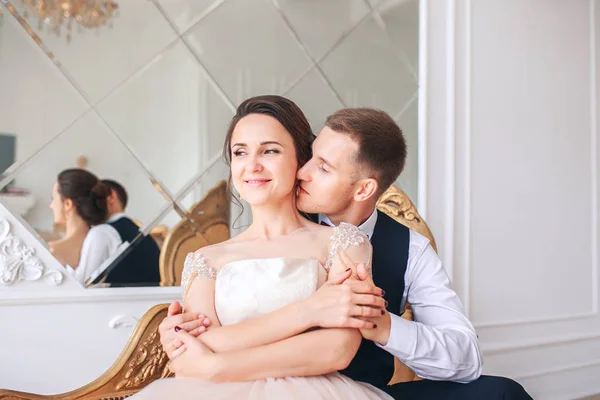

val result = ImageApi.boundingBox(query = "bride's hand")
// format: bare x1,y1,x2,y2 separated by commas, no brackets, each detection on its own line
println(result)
169,329,220,380
159,302,211,360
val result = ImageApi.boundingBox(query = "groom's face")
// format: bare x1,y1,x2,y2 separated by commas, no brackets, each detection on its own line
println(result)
296,127,360,215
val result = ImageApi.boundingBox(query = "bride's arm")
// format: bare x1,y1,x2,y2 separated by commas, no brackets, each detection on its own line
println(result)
184,278,317,352
212,328,361,382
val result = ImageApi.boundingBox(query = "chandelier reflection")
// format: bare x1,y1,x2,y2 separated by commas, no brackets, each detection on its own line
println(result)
20,0,118,42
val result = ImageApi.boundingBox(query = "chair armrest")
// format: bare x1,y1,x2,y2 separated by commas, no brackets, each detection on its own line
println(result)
0,304,172,400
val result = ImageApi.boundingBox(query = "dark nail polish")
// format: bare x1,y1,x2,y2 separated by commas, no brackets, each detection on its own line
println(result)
381,290,386,296
345,268,351,272
374,324,378,328
174,326,181,332
381,310,385,315
384,300,388,307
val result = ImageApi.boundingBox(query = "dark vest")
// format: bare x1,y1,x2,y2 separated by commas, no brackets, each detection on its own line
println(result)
104,217,161,286
339,210,410,389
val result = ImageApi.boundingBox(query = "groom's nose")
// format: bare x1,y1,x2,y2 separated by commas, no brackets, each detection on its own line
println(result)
297,163,310,181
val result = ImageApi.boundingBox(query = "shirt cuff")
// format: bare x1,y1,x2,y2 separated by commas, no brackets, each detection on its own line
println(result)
376,312,418,359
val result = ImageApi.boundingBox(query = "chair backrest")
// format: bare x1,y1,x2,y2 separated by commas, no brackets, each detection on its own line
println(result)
159,180,231,287
376,184,435,385
377,184,437,252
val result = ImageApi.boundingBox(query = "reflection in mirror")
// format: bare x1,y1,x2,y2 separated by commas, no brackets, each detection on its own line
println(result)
0,0,419,288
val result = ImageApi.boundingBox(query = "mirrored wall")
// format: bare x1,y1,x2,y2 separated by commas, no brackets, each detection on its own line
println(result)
0,0,420,288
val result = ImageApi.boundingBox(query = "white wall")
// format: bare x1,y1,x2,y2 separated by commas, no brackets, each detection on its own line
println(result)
425,1,600,398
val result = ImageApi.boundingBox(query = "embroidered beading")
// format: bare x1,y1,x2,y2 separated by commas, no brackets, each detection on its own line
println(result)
181,252,217,298
324,222,368,271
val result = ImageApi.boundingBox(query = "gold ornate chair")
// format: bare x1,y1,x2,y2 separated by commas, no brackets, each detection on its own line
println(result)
158,180,230,287
0,184,435,399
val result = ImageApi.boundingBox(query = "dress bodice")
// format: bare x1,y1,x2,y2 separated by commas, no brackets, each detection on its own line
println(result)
214,257,319,326
180,222,371,325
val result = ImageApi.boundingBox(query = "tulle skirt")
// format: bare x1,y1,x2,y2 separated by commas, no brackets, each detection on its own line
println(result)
130,372,393,400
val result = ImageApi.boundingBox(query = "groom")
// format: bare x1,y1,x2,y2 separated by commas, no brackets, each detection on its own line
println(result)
159,107,532,399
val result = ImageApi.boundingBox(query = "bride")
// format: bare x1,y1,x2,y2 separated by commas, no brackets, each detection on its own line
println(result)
132,95,392,400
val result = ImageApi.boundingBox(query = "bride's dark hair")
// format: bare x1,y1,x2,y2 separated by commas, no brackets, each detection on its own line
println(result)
57,168,110,227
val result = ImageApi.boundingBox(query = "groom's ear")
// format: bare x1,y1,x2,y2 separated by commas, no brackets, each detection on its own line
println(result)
353,178,378,202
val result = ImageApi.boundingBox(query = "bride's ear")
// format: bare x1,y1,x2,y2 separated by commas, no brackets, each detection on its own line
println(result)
353,178,378,202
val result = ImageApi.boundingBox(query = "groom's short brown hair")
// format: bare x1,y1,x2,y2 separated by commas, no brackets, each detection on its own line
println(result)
325,108,407,197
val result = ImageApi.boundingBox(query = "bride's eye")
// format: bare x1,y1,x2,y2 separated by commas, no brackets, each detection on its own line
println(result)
233,150,246,157
264,148,280,154
318,163,329,173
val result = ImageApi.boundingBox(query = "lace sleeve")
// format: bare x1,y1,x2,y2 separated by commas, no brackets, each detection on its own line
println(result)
324,222,371,272
181,251,217,299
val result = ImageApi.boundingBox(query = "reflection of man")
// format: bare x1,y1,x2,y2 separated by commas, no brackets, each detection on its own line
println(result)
158,108,531,399
101,179,161,285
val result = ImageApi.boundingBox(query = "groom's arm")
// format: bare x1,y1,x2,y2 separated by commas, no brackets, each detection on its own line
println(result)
374,233,483,382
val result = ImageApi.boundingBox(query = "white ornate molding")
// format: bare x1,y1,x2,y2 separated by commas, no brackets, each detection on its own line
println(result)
108,314,140,329
0,219,63,286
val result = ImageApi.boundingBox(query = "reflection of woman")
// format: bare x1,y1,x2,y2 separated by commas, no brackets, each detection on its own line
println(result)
131,96,391,400
48,169,121,284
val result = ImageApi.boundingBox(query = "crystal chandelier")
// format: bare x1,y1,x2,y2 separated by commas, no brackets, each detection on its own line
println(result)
20,0,118,42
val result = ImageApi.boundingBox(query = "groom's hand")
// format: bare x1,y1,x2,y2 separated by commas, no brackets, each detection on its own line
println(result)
159,301,211,360
306,267,385,329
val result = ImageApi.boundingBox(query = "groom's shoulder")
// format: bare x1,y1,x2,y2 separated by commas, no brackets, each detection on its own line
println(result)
374,209,411,235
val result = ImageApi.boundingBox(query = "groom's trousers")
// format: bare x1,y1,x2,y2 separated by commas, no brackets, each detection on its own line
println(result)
383,375,533,400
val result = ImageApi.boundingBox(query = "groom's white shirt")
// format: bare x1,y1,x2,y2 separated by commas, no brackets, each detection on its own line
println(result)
319,209,482,382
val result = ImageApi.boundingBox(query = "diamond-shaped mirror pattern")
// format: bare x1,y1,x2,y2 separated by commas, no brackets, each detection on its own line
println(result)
275,0,370,61
9,0,177,104
1,0,419,287
184,0,314,104
96,39,233,196
0,9,89,169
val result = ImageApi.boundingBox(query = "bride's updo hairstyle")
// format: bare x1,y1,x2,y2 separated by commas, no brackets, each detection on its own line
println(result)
57,168,110,227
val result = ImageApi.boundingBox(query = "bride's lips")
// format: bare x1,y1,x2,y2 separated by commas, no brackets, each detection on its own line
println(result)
244,179,272,188
298,185,309,195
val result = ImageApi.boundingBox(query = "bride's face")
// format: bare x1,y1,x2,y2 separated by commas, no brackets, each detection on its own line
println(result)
230,114,298,206
49,182,67,224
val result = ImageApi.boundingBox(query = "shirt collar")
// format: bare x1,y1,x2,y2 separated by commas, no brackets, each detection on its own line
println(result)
107,212,125,223
318,208,378,239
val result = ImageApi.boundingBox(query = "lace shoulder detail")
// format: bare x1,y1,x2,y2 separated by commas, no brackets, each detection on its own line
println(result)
181,252,217,298
324,222,369,271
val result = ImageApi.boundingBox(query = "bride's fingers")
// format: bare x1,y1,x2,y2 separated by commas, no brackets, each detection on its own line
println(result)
337,248,358,271
326,268,352,285
170,344,187,359
356,263,370,281
176,319,208,334
336,248,350,270
188,325,208,337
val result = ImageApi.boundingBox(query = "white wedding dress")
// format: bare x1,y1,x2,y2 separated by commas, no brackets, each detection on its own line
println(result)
132,223,393,400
